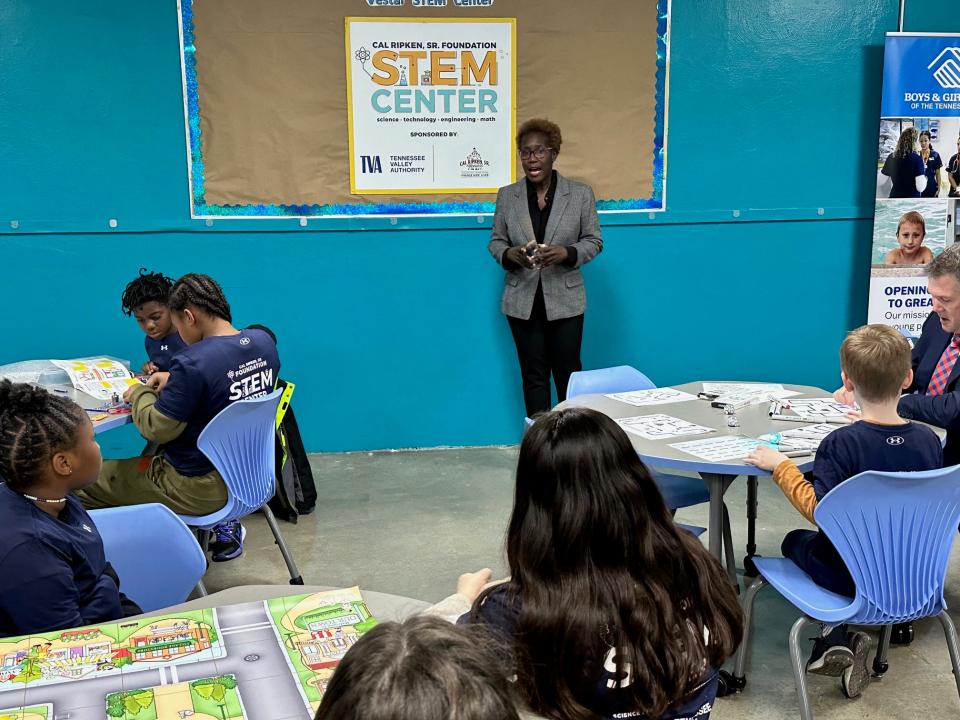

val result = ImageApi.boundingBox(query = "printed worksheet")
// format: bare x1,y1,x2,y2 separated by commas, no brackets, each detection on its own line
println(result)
776,423,836,449
616,415,714,441
670,436,763,462
775,399,856,422
50,358,137,401
705,382,800,407
605,388,698,407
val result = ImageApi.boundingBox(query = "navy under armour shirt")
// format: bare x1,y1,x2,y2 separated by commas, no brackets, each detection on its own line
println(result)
154,329,280,476
0,483,123,637
144,330,187,372
805,419,942,595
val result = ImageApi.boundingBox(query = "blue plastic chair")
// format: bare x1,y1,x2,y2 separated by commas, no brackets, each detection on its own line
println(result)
178,389,304,585
567,365,656,398
90,503,206,612
731,467,960,718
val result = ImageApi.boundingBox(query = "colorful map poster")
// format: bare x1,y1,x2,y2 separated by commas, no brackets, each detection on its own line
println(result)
265,586,378,713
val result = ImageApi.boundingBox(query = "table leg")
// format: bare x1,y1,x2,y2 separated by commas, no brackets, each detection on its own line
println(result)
700,472,735,584
744,475,759,577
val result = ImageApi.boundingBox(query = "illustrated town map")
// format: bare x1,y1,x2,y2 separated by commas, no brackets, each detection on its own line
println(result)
0,587,376,720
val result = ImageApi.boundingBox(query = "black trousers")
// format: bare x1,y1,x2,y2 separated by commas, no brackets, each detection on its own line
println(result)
507,285,584,416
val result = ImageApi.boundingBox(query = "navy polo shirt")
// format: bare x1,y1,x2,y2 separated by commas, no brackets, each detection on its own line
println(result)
0,483,123,637
144,331,187,372
154,329,280,477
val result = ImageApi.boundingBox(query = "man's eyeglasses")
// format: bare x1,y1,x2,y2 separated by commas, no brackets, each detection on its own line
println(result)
519,146,552,160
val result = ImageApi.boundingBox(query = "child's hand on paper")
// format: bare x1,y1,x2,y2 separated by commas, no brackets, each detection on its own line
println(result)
456,568,493,604
141,361,159,375
745,445,791,471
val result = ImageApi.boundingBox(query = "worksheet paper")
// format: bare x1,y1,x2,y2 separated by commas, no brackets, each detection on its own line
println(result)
50,358,137,401
605,388,699,407
705,382,800,407
670,436,763,462
616,415,714,441
776,399,856,422
775,423,836,450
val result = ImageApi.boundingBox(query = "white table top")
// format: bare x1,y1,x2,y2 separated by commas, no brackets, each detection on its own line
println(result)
556,381,828,476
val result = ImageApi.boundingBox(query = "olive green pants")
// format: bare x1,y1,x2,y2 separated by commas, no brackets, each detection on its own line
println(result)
77,455,228,516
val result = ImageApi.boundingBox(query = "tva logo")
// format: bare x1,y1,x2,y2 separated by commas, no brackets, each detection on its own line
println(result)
361,155,383,173
929,48,960,89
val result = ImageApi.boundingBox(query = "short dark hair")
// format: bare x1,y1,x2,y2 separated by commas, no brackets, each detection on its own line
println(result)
516,118,562,154
121,269,175,316
0,381,86,492
314,616,520,720
168,273,232,323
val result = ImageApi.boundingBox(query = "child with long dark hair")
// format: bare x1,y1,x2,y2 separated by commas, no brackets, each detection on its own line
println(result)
77,274,280,561
0,381,141,636
314,616,520,720
440,408,742,720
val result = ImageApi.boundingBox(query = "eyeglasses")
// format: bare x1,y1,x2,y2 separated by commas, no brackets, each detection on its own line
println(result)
518,146,552,160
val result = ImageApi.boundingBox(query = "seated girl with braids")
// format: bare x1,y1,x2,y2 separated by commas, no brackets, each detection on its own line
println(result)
76,273,280,562
0,381,142,636
436,408,743,720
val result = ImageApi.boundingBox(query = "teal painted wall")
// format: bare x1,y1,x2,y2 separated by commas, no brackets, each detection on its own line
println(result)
0,1,924,452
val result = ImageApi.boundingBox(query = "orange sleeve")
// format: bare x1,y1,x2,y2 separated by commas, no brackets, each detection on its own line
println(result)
771,460,817,524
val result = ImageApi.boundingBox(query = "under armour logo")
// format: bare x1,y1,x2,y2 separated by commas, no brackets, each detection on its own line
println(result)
160,344,169,351
240,337,251,346
887,436,905,446
81,524,93,533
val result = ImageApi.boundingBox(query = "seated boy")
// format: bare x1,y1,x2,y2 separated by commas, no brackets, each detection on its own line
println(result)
747,324,942,699
121,269,186,374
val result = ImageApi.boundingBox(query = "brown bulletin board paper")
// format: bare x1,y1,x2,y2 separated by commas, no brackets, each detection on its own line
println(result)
192,0,659,207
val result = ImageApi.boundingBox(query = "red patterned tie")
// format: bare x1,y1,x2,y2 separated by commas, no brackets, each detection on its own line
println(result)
927,334,960,396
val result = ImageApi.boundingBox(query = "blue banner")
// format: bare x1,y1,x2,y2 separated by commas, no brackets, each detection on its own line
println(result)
881,34,960,117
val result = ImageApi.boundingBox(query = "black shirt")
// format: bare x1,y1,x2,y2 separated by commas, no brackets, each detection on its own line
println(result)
526,170,557,245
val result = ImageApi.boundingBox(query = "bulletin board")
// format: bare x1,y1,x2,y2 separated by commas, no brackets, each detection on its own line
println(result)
177,0,670,217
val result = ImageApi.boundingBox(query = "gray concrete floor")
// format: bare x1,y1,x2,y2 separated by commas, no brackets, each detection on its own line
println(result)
203,446,960,719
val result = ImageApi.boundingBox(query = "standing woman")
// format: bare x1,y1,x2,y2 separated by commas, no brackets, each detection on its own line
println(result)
919,130,943,198
882,127,926,198
488,119,603,416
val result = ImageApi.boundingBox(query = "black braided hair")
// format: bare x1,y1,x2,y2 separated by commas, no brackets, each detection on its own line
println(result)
0,381,86,492
121,268,176,316
168,274,232,323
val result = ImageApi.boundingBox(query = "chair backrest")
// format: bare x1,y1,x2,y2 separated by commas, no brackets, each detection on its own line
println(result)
566,365,655,398
197,389,283,520
814,465,960,624
90,503,206,612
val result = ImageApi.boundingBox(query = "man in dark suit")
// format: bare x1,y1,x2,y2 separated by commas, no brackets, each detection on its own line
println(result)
895,245,960,466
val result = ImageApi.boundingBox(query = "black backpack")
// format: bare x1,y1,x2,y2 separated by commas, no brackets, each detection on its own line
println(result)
247,325,317,523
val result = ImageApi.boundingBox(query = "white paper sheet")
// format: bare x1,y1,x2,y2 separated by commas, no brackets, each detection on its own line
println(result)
670,436,763,462
616,414,714,441
50,358,138,401
605,388,698,407
774,398,856,422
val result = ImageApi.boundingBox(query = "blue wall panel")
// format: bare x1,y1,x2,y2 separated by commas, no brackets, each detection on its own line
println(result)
0,1,902,450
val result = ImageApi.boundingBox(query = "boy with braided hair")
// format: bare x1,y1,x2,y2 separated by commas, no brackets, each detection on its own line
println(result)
0,380,141,635
79,274,281,562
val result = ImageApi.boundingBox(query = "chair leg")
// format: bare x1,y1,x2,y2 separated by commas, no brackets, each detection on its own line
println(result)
261,503,304,585
789,616,816,720
197,529,211,554
195,579,209,597
722,503,737,586
936,610,960,704
873,625,892,677
732,576,767,683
